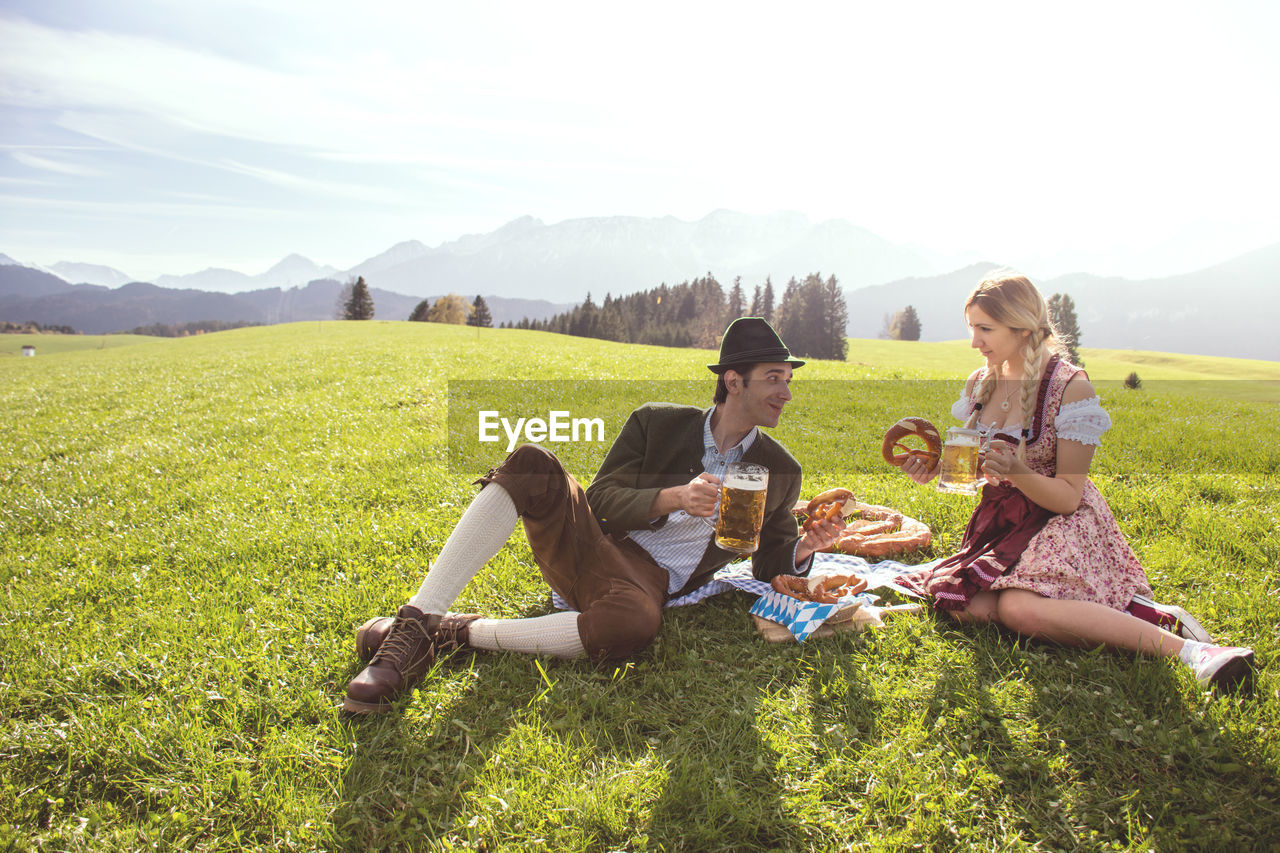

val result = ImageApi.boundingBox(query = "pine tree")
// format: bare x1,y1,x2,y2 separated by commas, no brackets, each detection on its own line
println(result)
891,305,921,341
727,277,745,323
342,276,375,320
467,295,493,327
770,274,847,360
774,277,806,356
1047,293,1084,365
761,278,775,322
822,274,849,360
408,298,431,322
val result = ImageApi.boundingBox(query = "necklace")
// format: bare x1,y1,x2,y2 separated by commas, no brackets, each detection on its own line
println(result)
997,380,1019,412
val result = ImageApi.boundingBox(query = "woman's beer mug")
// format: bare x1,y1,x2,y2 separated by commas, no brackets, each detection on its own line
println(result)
715,462,769,553
937,427,983,495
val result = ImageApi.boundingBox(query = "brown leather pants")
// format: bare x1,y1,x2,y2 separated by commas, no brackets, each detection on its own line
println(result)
476,444,669,663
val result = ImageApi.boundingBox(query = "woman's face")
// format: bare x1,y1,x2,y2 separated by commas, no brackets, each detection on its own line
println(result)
966,304,1029,369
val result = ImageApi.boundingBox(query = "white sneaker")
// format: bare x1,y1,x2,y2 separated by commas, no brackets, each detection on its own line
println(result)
1162,604,1213,643
1189,645,1255,690
1132,595,1213,643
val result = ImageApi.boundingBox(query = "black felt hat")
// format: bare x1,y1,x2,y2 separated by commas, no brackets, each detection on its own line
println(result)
707,317,805,373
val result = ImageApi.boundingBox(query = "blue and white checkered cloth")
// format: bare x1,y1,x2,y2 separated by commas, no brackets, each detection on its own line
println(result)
551,552,939,641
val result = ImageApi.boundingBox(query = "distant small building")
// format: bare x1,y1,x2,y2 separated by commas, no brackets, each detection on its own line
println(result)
22,345,35,357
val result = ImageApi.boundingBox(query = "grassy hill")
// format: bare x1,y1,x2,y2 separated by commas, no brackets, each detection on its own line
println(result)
1,332,162,356
2,322,1277,850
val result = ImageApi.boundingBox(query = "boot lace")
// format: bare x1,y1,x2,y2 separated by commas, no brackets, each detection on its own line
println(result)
370,614,433,672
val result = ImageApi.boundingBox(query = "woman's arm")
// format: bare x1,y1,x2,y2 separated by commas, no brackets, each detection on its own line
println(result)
982,375,1095,514
901,371,983,485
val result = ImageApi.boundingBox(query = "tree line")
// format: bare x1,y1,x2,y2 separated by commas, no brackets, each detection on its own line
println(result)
126,320,263,337
335,270,1082,367
336,276,495,327
1,320,79,335
503,272,849,360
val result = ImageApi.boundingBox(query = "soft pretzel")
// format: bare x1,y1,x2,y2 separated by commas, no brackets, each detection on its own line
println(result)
794,488,858,532
831,516,932,558
803,488,853,517
771,573,868,604
826,501,932,558
881,417,942,468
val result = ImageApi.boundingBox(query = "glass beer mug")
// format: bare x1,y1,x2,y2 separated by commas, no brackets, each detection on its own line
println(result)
937,427,983,496
714,462,769,554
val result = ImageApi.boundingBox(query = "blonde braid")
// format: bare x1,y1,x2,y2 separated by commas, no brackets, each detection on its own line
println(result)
964,365,1000,429
1016,337,1045,460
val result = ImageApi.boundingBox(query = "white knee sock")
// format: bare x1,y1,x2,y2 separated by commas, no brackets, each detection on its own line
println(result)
1179,640,1209,664
467,611,586,658
408,484,518,615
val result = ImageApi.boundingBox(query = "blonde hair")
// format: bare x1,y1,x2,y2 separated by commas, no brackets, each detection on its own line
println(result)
962,270,1070,459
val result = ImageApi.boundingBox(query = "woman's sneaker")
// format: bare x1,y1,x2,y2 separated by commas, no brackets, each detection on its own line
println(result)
1129,595,1213,643
1160,604,1213,643
1189,645,1255,690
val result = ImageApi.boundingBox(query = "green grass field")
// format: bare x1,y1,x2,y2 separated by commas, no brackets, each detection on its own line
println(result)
2,322,1278,851
1,333,162,357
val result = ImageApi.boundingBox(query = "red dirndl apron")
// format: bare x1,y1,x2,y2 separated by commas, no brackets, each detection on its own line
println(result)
897,358,1058,610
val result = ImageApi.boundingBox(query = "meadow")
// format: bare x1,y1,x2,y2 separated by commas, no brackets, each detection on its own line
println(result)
1,322,1277,851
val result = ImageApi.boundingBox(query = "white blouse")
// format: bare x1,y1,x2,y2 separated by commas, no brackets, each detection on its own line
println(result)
949,393,1112,447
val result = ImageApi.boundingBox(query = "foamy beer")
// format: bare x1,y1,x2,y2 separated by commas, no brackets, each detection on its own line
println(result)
937,427,983,495
715,462,769,553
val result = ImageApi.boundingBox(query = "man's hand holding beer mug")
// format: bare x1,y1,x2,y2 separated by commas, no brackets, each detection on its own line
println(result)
684,462,842,559
678,471,723,518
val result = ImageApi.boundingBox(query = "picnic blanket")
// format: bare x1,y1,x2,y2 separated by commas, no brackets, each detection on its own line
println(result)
551,552,936,642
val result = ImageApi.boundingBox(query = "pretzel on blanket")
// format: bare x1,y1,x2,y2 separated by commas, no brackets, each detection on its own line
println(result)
793,489,933,559
810,500,933,558
771,572,868,604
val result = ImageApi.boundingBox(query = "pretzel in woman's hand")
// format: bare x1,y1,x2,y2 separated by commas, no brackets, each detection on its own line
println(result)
881,417,942,468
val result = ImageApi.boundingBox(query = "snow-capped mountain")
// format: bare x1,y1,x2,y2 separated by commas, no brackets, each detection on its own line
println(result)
49,261,135,287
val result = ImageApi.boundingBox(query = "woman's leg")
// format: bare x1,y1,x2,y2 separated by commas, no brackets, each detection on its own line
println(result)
945,589,1001,625
993,588,1185,657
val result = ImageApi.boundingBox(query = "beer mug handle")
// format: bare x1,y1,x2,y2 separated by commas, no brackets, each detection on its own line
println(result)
698,488,721,528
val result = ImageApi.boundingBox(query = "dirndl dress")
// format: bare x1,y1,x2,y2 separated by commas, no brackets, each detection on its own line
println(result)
897,356,1154,611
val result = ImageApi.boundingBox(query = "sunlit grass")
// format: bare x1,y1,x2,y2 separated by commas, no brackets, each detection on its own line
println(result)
2,321,1277,850
1,332,162,357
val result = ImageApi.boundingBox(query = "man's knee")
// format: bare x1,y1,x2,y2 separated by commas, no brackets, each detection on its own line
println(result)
579,596,662,663
480,443,573,516
503,443,564,476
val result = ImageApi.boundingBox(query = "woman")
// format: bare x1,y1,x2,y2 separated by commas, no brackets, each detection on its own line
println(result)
897,271,1254,689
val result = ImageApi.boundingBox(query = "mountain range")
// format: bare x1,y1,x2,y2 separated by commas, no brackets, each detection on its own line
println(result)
842,242,1280,361
0,267,571,334
3,211,1277,360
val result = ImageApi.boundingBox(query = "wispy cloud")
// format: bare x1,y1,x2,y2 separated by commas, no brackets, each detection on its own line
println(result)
2,3,1278,278
11,151,105,176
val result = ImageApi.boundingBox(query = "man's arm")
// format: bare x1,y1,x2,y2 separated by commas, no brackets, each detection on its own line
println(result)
648,473,720,519
586,406,680,534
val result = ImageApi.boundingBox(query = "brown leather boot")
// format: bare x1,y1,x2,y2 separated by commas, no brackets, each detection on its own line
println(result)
354,613,480,663
343,605,441,714
432,613,482,656
355,616,395,663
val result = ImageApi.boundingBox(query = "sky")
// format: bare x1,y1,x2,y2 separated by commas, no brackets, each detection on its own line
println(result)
1,0,1277,283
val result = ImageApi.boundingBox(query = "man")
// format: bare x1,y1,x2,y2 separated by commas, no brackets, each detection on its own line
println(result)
344,317,843,714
